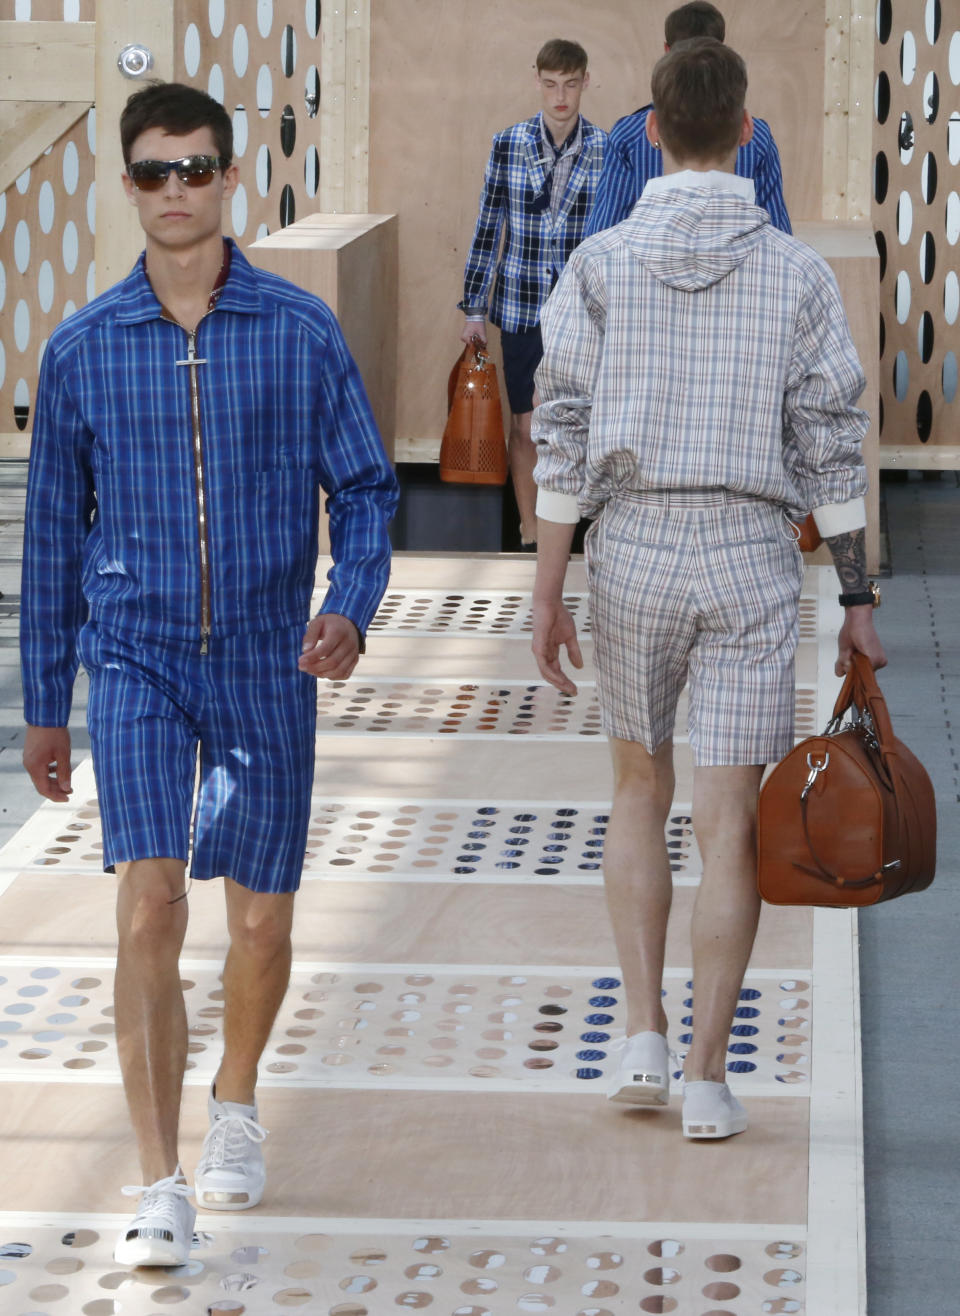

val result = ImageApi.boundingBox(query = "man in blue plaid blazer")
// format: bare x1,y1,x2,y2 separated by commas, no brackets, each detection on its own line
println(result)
459,39,606,548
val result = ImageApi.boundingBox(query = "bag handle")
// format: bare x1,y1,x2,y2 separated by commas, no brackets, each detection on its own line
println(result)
829,652,896,757
447,336,490,410
798,651,900,892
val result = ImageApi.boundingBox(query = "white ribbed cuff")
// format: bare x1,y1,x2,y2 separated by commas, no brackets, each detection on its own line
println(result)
536,488,581,523
811,497,866,538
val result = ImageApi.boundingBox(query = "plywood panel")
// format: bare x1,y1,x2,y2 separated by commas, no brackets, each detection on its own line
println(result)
0,20,94,101
369,0,825,453
248,212,398,457
874,0,959,454
0,99,89,194
94,0,175,292
2,1081,810,1221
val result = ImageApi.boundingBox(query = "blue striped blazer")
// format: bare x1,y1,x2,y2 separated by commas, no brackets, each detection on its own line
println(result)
585,104,791,236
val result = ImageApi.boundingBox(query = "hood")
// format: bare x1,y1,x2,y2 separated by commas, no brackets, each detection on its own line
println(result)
621,185,770,291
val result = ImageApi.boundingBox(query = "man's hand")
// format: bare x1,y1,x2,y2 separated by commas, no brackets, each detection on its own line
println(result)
836,605,887,676
532,599,583,696
299,614,361,681
23,725,73,801
460,319,487,348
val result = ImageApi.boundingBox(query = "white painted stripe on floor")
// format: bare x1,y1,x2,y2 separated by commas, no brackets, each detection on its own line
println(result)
0,1067,804,1096
804,573,865,1316
806,906,866,1316
0,1208,807,1240
0,864,702,888
0,953,812,977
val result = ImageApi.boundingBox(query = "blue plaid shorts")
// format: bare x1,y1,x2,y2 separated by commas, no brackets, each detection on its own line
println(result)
79,621,316,893
585,490,805,766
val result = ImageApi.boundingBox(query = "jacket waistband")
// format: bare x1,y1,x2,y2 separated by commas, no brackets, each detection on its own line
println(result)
613,487,769,509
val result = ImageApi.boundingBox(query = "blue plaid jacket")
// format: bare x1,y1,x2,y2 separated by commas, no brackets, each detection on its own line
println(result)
21,241,398,727
585,105,791,236
460,113,606,333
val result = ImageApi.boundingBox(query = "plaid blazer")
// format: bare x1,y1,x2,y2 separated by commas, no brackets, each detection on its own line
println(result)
460,113,606,333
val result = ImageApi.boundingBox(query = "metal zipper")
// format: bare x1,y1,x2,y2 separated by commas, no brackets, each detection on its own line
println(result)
175,327,211,654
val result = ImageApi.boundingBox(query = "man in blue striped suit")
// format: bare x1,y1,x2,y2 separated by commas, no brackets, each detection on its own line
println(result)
586,1,790,237
460,39,606,549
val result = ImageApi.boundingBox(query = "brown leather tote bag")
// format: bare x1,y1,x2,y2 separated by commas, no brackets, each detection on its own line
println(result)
757,652,936,906
439,337,508,485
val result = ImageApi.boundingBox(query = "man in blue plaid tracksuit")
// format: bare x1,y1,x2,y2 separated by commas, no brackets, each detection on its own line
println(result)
459,38,606,549
586,2,790,238
21,83,397,1267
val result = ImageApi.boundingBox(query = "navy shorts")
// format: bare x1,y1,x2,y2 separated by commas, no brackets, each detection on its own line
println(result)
500,325,544,415
79,622,316,894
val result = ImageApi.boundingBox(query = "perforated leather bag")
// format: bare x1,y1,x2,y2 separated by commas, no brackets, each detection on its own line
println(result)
757,652,936,906
439,337,508,485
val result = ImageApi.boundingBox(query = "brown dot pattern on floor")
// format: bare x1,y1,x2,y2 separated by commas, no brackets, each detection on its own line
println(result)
0,1226,807,1314
303,803,694,882
361,588,819,645
21,800,701,884
0,963,810,1091
366,589,593,636
312,682,820,740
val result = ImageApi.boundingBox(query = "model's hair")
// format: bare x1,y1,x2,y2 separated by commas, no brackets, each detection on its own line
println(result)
651,37,746,162
535,39,588,76
665,1,725,45
120,81,233,164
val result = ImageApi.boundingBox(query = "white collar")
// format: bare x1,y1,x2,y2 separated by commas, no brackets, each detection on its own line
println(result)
642,169,756,204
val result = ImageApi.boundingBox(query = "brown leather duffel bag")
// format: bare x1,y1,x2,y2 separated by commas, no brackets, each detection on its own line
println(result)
757,652,936,906
439,337,508,486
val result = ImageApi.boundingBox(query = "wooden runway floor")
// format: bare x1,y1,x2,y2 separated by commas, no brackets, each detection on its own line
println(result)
0,554,863,1316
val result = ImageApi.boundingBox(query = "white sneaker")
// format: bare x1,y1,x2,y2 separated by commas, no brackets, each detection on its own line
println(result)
194,1086,268,1211
114,1168,195,1266
607,1031,674,1106
682,1080,748,1139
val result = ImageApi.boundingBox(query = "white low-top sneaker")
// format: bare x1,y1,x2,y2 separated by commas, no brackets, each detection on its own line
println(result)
194,1087,268,1211
682,1080,748,1139
114,1168,195,1266
607,1031,674,1106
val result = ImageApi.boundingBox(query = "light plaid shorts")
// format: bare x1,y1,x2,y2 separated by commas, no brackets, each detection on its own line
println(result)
585,490,805,766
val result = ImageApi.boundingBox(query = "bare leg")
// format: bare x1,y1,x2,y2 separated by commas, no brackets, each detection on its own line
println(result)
213,878,295,1105
685,764,765,1083
508,409,538,545
114,858,189,1183
603,737,676,1037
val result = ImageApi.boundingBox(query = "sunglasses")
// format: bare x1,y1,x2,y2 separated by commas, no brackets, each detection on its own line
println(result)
126,154,230,191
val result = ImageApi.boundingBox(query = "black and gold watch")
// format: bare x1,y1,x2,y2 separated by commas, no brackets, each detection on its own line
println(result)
838,581,881,608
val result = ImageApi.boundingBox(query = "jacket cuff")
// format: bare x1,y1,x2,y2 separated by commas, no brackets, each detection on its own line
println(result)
811,497,866,538
536,488,581,523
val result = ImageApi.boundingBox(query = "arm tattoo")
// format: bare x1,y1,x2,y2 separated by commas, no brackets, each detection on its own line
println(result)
824,527,868,593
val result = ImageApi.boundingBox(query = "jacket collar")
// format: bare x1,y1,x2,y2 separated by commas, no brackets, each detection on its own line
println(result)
115,237,263,324
522,114,600,224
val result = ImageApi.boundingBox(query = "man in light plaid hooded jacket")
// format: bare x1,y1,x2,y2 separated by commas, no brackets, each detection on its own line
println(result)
531,38,885,1142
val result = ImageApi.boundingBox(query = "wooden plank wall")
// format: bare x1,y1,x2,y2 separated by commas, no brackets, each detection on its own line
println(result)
873,0,960,467
367,0,829,458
